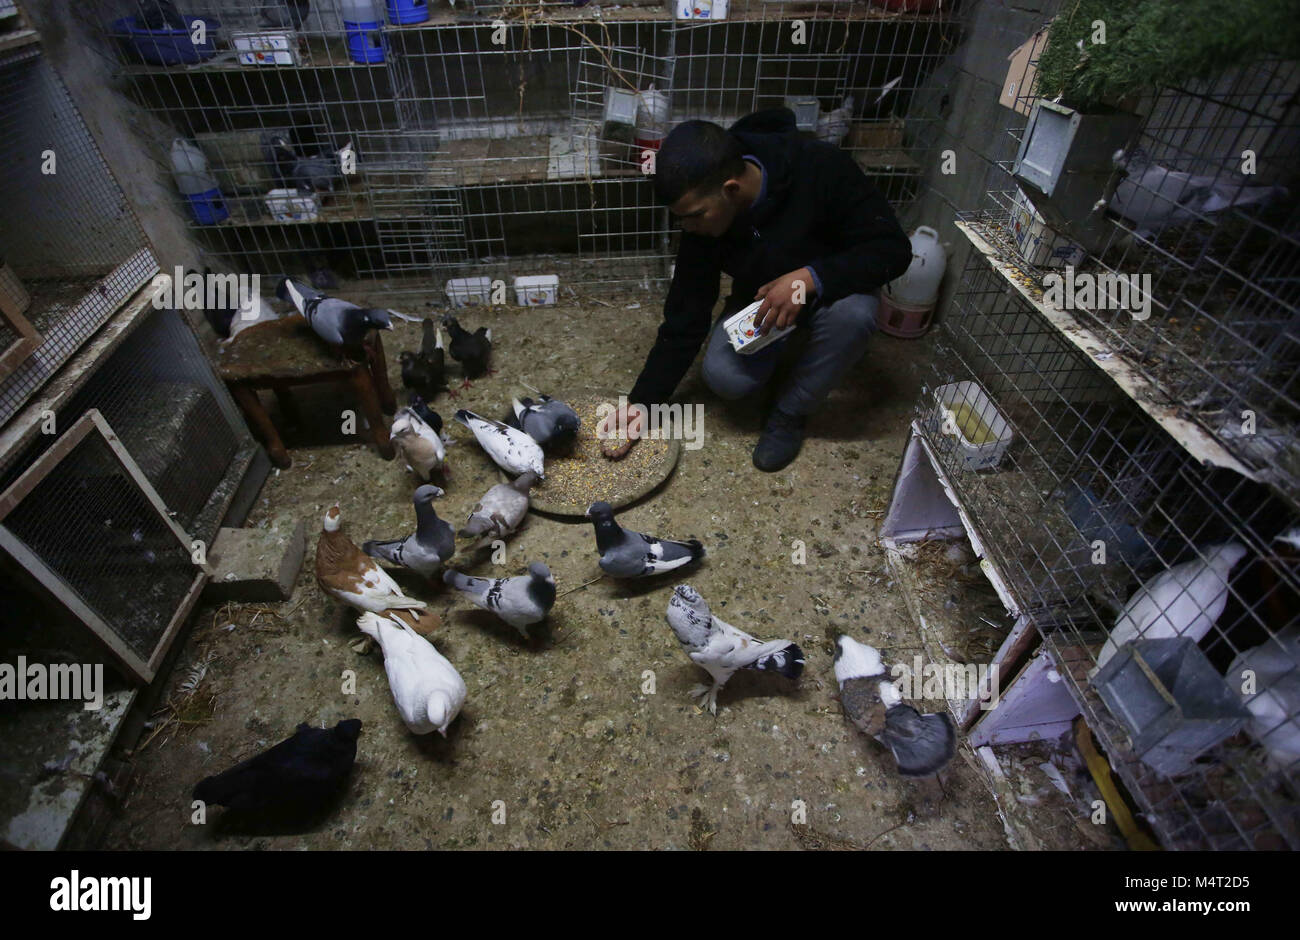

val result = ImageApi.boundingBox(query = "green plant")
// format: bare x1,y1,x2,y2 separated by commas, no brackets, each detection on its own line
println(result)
1036,0,1300,112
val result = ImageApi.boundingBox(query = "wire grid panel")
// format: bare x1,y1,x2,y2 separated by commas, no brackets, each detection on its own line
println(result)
928,246,1299,848
0,46,157,425
0,410,205,683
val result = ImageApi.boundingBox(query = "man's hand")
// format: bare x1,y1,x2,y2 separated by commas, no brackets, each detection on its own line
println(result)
597,401,646,460
754,266,815,335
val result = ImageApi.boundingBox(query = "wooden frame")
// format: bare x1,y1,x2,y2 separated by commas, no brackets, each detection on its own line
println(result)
0,286,42,383
0,409,213,683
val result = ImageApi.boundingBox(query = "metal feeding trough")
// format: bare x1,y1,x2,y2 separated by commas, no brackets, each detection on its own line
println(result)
1092,638,1251,777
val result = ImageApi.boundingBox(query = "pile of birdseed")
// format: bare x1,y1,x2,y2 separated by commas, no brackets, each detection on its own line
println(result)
529,395,679,515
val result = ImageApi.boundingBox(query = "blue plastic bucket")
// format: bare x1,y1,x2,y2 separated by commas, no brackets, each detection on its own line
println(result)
344,20,385,63
108,16,220,66
385,0,430,25
186,188,229,225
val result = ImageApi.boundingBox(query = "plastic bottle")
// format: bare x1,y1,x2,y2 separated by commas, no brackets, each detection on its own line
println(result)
170,139,228,225
342,0,385,63
879,226,946,337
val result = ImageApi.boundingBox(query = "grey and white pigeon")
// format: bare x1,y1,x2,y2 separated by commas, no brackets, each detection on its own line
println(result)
665,584,804,714
1094,541,1248,672
1227,627,1300,772
510,394,581,453
277,276,393,351
361,484,454,578
454,409,545,478
442,562,555,637
357,612,466,737
391,406,447,481
459,471,537,547
833,635,956,777
586,501,703,578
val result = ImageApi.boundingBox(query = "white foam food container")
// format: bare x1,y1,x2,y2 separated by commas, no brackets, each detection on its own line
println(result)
446,276,492,306
233,30,298,66
933,380,1014,470
1010,187,1085,268
265,188,318,221
724,300,795,355
514,275,558,306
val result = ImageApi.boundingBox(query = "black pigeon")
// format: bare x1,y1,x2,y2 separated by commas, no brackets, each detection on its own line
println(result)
407,394,443,435
192,719,361,813
441,314,493,388
400,319,451,399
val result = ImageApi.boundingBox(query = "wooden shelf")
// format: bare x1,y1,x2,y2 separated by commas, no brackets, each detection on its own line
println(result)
0,27,38,55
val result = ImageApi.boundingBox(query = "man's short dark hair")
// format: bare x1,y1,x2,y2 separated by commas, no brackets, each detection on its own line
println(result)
652,120,746,205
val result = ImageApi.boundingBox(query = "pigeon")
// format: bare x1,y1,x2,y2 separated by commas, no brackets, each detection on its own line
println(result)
1227,628,1300,771
277,276,393,354
407,394,443,435
391,406,447,481
510,394,581,453
315,505,428,614
263,134,354,195
816,95,855,146
192,719,361,815
260,0,310,28
357,612,466,737
442,562,556,637
833,635,957,777
586,501,703,578
454,409,545,478
665,584,804,714
199,269,278,343
459,471,537,546
441,314,493,387
362,484,455,578
1094,542,1248,672
400,320,450,399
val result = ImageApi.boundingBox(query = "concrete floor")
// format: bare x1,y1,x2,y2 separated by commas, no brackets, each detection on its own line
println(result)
100,289,1103,850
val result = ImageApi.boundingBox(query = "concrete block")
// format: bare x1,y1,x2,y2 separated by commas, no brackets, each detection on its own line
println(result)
203,520,306,603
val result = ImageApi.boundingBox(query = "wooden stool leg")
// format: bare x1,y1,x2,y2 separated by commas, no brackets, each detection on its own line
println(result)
366,333,397,415
350,366,395,460
271,383,302,426
230,382,290,469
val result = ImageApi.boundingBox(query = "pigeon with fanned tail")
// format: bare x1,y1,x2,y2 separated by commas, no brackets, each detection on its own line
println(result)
459,471,537,547
192,719,361,815
441,314,493,388
1094,541,1248,672
833,636,956,777
665,584,803,714
586,501,703,578
277,276,393,355
455,409,544,478
510,394,581,453
442,563,555,637
391,406,447,481
357,612,466,737
315,505,428,614
362,485,455,579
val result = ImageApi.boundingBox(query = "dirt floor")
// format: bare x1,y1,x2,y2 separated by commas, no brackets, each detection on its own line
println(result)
98,285,1108,850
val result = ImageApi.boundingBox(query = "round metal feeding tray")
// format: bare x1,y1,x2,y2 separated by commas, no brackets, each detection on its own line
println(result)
516,395,681,517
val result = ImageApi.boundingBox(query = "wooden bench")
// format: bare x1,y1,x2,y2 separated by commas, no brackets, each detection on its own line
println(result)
216,315,397,469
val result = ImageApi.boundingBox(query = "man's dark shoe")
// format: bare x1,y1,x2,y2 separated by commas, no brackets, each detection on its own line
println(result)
753,408,807,472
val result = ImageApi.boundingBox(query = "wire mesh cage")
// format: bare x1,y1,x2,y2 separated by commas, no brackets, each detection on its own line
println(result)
86,0,955,295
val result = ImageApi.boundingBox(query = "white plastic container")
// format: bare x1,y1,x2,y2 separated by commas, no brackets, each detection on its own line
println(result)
1010,187,1085,268
445,276,492,306
637,85,670,126
885,226,946,307
724,300,795,355
265,189,320,222
514,275,559,306
676,0,728,19
933,380,1014,470
233,30,298,65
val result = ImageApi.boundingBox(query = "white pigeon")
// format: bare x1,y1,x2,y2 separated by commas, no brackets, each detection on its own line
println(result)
390,406,446,481
454,408,545,478
665,584,804,715
816,95,855,146
1227,628,1300,772
357,612,466,736
1094,542,1248,672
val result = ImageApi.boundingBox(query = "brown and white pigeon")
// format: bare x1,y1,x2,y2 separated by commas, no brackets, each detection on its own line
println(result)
833,635,956,777
391,407,447,482
315,505,428,615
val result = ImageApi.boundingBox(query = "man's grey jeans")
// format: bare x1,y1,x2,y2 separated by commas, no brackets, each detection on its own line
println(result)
701,292,879,417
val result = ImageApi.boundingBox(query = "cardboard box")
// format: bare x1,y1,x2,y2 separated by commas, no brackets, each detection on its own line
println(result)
1000,27,1048,116
1010,187,1085,268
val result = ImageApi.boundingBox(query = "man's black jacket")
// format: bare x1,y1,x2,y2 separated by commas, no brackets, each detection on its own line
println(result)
628,108,912,407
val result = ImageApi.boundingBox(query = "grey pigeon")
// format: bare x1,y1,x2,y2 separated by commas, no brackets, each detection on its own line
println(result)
192,719,361,815
441,314,492,387
277,276,392,351
459,471,537,546
455,409,545,478
362,484,454,578
586,501,703,578
509,394,580,453
666,584,804,714
442,562,555,637
833,636,955,777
